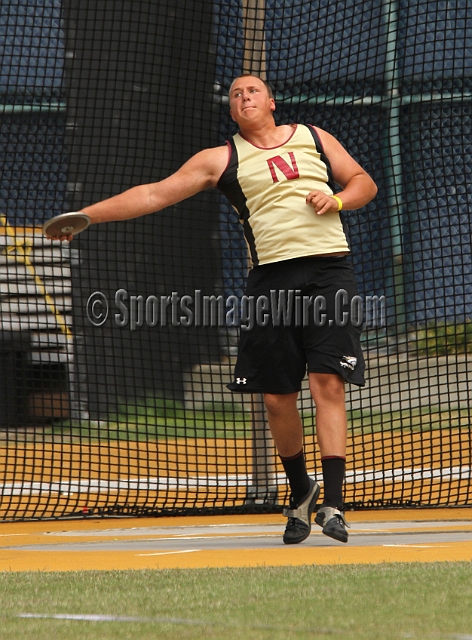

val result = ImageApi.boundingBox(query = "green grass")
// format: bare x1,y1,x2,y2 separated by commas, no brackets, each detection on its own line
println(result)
344,405,472,436
109,397,251,439
0,564,471,639
15,396,471,444
411,320,472,356
34,395,470,442
46,397,252,442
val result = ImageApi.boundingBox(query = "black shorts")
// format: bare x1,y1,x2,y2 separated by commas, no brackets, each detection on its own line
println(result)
227,256,365,394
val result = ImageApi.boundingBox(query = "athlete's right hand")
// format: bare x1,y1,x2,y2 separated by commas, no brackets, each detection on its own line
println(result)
306,190,341,215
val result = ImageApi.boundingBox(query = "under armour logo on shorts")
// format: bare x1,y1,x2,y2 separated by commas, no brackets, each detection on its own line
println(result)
236,377,247,384
340,356,357,371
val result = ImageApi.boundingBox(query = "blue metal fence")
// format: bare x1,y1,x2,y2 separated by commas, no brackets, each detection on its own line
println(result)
213,0,472,328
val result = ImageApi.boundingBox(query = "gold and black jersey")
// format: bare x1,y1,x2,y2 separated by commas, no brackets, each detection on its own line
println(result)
217,124,350,266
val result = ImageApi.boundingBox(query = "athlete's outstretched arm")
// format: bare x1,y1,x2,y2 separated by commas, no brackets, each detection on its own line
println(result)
306,128,378,215
47,145,229,239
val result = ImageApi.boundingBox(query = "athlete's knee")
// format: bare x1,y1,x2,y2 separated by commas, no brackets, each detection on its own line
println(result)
263,392,298,417
309,373,345,405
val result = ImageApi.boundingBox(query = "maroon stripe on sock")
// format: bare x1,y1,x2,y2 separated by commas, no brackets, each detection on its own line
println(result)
280,449,304,461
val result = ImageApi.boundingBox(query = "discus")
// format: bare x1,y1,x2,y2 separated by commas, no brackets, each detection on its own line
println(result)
42,211,91,238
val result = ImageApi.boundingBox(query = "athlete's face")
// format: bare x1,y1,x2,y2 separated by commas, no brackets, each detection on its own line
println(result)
229,76,275,125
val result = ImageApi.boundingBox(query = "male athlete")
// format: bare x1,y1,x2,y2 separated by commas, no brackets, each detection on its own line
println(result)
48,74,377,544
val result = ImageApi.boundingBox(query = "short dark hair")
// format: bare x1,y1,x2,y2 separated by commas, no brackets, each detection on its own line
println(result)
230,74,274,99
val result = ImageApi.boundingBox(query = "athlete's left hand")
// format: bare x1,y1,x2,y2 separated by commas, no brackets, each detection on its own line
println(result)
306,190,340,215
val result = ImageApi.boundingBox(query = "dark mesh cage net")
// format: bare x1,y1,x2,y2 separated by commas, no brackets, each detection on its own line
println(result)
0,0,470,520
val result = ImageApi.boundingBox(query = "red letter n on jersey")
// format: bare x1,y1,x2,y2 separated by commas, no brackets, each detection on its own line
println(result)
267,152,300,183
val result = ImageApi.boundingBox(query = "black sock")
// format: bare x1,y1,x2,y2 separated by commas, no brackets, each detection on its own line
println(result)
321,456,345,509
280,449,310,505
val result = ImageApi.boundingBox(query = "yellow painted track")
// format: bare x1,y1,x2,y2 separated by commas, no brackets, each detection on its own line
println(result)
0,508,471,572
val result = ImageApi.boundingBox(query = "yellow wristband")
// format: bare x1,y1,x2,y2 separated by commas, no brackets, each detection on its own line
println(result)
332,195,343,211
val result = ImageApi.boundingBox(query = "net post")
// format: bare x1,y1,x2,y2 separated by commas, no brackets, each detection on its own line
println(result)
241,0,277,507
67,332,90,422
245,393,278,505
241,0,267,77
381,0,407,340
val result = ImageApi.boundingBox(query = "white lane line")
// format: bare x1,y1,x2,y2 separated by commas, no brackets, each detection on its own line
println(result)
135,549,201,557
18,613,207,624
383,544,451,549
1,464,470,495
148,534,280,541
16,612,333,633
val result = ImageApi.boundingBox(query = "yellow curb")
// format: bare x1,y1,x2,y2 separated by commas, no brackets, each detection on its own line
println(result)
1,509,471,572
0,507,471,536
2,523,472,549
1,542,472,572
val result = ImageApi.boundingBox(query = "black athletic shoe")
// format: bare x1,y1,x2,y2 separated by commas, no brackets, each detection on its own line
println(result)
315,505,349,543
282,477,320,544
